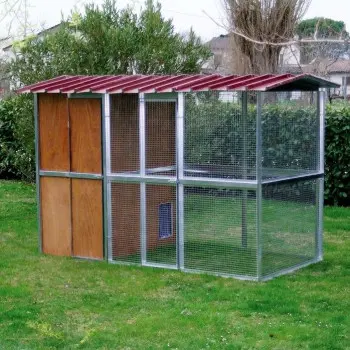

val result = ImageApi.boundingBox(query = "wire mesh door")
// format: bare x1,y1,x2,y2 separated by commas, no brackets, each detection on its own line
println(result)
144,100,177,267
145,184,177,267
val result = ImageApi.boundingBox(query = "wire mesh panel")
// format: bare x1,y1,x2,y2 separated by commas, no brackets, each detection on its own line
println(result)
111,182,141,264
261,179,317,277
145,101,176,177
110,95,139,174
145,184,177,266
184,91,257,180
261,91,318,180
183,186,257,277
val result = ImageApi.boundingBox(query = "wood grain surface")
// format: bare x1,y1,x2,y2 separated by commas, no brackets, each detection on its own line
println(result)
41,177,71,256
71,179,103,259
69,98,102,174
39,94,70,171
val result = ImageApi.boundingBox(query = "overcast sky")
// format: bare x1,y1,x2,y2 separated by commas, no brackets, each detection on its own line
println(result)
1,0,350,42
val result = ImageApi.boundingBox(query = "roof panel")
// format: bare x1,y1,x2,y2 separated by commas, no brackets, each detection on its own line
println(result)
46,76,102,93
61,76,114,93
17,73,340,94
78,75,133,93
17,75,72,93
31,76,84,93
110,75,171,93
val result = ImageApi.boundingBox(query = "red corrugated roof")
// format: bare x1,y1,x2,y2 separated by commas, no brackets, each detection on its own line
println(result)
17,74,339,94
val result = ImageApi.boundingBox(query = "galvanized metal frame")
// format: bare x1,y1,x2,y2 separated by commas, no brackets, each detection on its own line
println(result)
241,91,248,248
261,257,319,281
102,94,111,261
39,171,103,179
176,92,185,270
139,93,147,265
316,89,326,261
34,94,42,253
256,92,263,280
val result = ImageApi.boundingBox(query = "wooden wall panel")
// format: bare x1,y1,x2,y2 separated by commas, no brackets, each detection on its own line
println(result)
111,183,140,258
146,102,176,169
69,99,102,174
39,94,70,171
110,95,139,173
72,179,103,259
41,177,71,256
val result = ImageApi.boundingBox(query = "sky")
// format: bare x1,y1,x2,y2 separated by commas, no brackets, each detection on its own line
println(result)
1,0,350,42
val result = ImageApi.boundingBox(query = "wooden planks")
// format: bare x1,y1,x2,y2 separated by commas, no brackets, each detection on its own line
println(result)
69,99,102,174
38,96,104,259
39,94,70,171
71,179,103,259
111,183,140,258
41,177,71,256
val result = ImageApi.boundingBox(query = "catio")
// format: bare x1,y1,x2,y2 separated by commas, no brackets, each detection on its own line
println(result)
19,74,338,281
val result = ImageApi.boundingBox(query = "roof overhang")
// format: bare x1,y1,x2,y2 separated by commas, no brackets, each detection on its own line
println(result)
17,73,340,94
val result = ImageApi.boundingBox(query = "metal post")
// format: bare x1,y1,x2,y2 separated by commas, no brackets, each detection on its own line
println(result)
34,94,42,253
102,94,112,261
139,93,147,264
318,90,326,174
176,92,185,270
316,89,326,260
241,91,248,248
256,92,263,280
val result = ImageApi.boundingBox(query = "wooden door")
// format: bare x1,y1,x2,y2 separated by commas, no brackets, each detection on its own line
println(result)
69,98,102,174
39,94,70,171
71,179,103,259
41,177,71,256
69,98,103,259
39,96,104,259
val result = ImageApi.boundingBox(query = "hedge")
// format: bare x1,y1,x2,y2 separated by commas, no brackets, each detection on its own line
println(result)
185,97,349,206
325,103,350,206
0,95,349,206
0,94,35,182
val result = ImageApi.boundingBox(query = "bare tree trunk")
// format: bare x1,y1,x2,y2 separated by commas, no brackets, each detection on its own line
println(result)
224,0,311,74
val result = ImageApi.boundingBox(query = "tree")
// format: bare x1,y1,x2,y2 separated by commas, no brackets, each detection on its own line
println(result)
8,0,211,87
222,0,311,74
296,17,349,39
296,17,350,64
0,0,31,41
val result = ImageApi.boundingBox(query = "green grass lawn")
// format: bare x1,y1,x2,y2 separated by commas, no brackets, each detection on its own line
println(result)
1,180,350,349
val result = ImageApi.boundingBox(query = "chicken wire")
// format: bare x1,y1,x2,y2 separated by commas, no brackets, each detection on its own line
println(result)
145,101,176,177
145,184,177,266
183,186,258,278
261,91,318,180
111,182,141,264
110,94,139,174
184,91,257,180
106,90,323,280
261,179,318,278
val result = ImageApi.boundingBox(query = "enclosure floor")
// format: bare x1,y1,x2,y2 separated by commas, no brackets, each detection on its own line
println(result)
113,243,312,277
112,196,316,277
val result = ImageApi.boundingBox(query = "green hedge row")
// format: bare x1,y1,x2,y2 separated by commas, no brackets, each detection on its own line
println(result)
325,103,350,206
185,98,349,206
0,94,35,182
0,95,349,206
